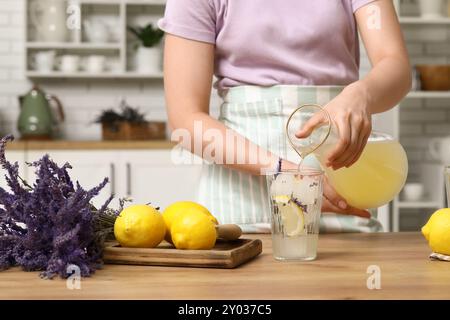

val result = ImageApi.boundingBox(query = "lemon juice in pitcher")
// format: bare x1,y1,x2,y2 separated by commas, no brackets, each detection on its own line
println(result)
286,105,408,210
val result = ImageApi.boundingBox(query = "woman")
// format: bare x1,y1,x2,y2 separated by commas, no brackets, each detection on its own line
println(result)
158,0,411,233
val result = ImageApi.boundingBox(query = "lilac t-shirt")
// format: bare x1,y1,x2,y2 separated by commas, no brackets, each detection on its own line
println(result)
158,0,376,90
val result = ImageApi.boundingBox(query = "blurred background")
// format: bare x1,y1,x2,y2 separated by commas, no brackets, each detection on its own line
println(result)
0,0,449,232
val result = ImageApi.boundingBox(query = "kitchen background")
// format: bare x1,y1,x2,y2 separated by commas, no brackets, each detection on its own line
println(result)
0,0,449,232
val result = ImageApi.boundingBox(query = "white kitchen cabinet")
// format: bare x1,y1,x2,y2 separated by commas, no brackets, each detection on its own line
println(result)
24,149,203,211
0,151,27,192
26,150,117,209
121,150,203,210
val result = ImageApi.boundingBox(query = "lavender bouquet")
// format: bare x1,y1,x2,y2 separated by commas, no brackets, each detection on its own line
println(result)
0,135,118,279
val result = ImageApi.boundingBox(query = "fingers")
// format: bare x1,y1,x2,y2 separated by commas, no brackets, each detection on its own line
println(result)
295,112,326,138
347,123,371,167
327,114,371,170
323,176,348,209
348,207,371,219
332,115,363,169
322,197,371,219
326,116,352,169
321,197,343,213
322,176,370,219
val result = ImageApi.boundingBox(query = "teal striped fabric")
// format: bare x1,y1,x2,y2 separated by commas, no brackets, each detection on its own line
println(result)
197,85,383,233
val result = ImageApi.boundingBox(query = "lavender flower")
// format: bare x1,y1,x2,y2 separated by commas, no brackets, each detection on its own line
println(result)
0,135,118,279
290,196,308,213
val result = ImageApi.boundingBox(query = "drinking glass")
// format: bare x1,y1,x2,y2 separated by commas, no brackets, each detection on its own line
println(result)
266,168,324,261
445,166,450,207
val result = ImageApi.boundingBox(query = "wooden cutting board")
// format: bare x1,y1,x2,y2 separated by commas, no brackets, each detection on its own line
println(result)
103,239,262,269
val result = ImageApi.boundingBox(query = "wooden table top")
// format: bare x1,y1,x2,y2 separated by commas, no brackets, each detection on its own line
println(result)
1,232,449,300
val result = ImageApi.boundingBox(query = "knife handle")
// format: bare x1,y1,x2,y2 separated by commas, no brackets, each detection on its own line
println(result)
216,224,242,241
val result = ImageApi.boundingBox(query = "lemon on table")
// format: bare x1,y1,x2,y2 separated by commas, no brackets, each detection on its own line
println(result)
114,204,166,248
275,196,305,237
422,208,450,255
162,201,218,243
171,209,217,250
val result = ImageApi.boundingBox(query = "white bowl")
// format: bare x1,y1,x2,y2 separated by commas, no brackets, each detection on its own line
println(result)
402,183,425,201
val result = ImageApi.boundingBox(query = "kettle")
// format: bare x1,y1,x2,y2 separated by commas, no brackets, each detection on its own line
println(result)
18,86,65,140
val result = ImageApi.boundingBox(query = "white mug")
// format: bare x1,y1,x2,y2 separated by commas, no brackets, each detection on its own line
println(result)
58,55,80,73
108,59,122,73
418,0,445,19
83,19,110,43
83,55,106,73
402,183,425,201
429,136,450,164
33,50,56,72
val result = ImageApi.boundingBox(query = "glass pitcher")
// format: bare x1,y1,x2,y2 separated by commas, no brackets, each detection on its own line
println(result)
286,104,408,210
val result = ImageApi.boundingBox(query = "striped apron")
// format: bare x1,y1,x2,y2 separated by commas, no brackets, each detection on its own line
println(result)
197,85,383,233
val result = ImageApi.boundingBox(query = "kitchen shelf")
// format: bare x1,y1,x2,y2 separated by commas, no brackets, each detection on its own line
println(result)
118,72,164,78
396,201,443,208
25,0,166,79
26,71,163,79
406,91,450,99
79,0,166,5
123,0,166,5
399,17,450,25
26,42,121,50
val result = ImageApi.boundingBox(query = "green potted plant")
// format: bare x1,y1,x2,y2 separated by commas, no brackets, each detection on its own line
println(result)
128,23,164,74
95,100,166,141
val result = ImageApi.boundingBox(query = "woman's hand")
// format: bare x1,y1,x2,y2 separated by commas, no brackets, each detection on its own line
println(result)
296,83,372,170
322,175,370,219
281,160,370,218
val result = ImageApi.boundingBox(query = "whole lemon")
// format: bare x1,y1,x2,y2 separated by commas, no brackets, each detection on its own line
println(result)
171,209,217,250
114,204,166,248
422,208,450,255
162,201,218,243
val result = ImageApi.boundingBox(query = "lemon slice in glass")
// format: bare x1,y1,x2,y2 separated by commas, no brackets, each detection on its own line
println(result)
274,195,291,205
276,198,305,237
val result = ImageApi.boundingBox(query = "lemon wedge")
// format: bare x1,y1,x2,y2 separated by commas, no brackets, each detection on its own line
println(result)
274,195,291,205
276,197,305,237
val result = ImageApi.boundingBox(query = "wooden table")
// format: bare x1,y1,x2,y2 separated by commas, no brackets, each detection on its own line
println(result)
1,232,449,300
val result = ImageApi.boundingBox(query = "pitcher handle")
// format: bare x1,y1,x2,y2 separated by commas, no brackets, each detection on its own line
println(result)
429,138,441,161
48,95,65,122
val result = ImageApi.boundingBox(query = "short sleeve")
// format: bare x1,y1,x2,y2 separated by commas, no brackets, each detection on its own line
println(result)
158,0,216,44
352,0,377,13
